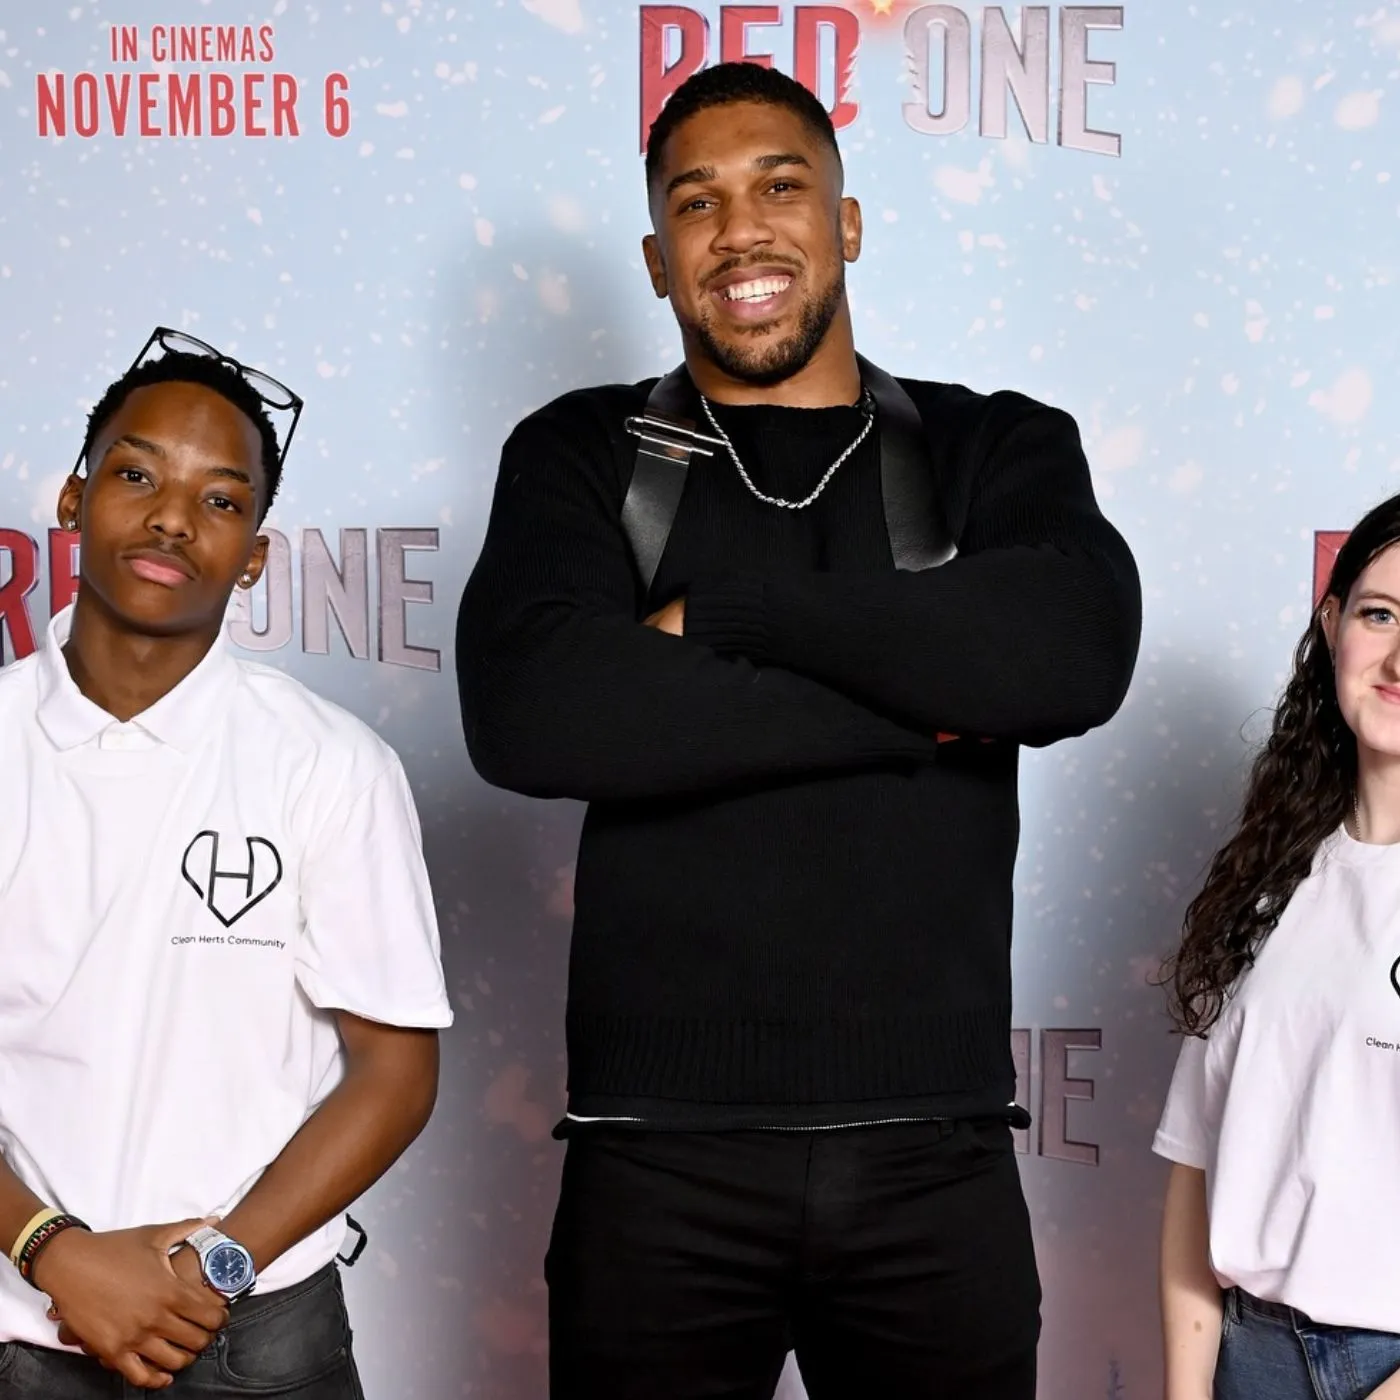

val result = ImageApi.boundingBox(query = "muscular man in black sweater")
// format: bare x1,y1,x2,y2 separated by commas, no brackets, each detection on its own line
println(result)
458,61,1140,1400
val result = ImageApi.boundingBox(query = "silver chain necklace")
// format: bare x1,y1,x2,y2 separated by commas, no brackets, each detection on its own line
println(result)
699,390,874,511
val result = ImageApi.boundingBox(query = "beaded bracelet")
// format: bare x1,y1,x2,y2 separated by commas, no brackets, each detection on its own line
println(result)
14,1212,88,1288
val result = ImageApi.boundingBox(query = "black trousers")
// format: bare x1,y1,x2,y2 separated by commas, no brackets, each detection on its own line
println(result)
546,1118,1041,1400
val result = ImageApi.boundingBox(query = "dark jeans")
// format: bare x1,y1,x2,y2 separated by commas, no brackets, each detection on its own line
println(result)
546,1117,1041,1400
1216,1287,1400,1400
0,1264,363,1399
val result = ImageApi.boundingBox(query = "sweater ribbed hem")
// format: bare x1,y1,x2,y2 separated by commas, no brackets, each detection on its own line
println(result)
565,1006,1012,1105
684,572,771,661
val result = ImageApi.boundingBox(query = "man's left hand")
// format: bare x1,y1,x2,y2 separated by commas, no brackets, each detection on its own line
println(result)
643,598,685,636
167,1245,206,1295
49,1235,220,1360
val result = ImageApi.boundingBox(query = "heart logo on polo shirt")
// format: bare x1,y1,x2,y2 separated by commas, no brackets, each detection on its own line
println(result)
181,830,284,928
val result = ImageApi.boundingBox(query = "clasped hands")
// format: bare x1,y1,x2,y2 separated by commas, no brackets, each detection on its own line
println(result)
33,1215,229,1390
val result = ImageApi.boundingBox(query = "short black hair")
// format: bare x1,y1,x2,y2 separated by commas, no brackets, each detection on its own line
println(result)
645,62,841,190
80,351,283,518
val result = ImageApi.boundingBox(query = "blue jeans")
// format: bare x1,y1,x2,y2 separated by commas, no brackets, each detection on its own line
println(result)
0,1265,363,1398
1216,1287,1400,1400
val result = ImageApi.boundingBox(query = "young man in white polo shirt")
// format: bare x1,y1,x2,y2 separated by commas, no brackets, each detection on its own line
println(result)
0,331,452,1396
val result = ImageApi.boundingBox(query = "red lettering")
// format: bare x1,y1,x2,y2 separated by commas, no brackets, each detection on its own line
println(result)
0,531,40,664
169,73,201,136
150,26,166,62
1314,531,1349,607
104,73,131,135
72,72,99,138
209,74,236,136
794,6,861,129
36,74,65,137
721,6,780,65
217,29,236,63
244,73,266,136
276,74,302,136
259,24,276,63
139,72,159,136
47,528,80,618
639,6,709,152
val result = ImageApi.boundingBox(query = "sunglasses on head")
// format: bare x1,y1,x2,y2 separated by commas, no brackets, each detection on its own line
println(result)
75,326,304,477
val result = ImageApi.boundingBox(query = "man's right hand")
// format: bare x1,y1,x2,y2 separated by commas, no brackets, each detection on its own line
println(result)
30,1217,229,1389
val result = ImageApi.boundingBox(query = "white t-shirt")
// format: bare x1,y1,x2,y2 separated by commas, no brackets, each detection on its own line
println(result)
0,607,453,1347
1154,825,1400,1332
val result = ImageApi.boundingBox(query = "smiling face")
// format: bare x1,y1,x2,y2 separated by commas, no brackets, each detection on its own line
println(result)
643,99,861,391
1323,542,1400,767
58,379,269,639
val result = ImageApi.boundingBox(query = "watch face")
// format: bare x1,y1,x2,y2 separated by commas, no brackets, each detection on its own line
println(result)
205,1243,253,1294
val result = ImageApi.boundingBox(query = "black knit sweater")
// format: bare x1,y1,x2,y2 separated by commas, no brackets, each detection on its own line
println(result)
457,375,1140,1127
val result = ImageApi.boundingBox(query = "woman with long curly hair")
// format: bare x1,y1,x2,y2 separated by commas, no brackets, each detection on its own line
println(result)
1154,492,1400,1400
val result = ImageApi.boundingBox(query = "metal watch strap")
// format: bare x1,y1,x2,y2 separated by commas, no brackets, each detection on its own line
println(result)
185,1225,222,1252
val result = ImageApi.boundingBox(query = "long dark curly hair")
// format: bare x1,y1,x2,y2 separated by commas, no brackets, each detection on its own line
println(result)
1165,494,1400,1034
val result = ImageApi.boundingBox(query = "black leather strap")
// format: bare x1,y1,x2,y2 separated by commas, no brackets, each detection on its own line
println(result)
857,354,956,572
619,366,694,599
620,358,953,602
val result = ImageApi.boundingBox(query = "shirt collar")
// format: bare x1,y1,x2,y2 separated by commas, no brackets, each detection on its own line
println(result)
35,605,239,753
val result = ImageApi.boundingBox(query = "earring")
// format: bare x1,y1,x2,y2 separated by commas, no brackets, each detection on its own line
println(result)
240,574,254,588
65,518,78,531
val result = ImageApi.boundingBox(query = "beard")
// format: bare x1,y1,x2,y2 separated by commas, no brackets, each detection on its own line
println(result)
685,263,847,387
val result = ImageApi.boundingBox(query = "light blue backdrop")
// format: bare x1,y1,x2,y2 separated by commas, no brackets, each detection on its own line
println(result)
1,2,1396,1395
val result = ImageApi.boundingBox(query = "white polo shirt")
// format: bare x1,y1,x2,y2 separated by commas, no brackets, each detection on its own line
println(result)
0,607,452,1347
1154,825,1400,1332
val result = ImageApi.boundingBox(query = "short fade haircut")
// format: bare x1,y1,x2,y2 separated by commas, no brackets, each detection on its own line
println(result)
645,61,841,189
80,352,283,519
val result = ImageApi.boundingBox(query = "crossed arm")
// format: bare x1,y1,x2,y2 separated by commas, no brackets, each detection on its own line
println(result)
458,392,1141,801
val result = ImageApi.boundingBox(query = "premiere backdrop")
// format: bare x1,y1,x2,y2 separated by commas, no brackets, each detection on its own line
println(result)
1,1,1396,1395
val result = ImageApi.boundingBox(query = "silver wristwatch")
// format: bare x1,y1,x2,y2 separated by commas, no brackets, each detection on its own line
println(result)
182,1225,257,1300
